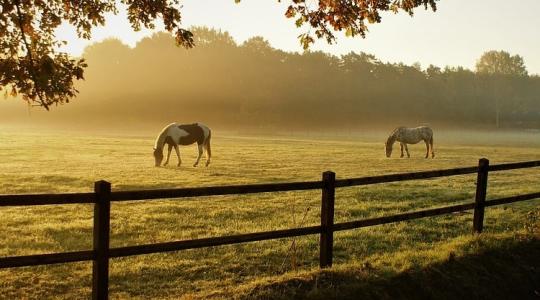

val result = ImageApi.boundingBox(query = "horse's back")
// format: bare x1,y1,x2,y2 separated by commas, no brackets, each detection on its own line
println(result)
394,126,433,143
404,126,432,134
175,123,211,145
175,123,201,145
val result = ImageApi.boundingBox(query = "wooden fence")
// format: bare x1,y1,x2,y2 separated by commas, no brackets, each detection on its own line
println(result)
1,158,540,300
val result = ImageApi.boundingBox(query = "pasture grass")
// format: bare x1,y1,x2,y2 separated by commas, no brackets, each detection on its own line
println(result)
0,128,539,299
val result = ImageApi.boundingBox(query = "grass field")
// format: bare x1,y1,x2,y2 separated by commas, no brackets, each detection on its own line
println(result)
0,128,539,299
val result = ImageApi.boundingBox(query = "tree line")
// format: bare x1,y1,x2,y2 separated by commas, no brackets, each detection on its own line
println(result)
4,28,539,131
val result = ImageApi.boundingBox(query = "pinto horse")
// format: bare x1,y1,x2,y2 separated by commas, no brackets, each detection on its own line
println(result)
153,123,212,167
385,126,434,158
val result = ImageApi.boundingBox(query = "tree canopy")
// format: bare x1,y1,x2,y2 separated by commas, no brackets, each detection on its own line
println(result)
1,0,439,109
475,50,529,128
475,50,528,77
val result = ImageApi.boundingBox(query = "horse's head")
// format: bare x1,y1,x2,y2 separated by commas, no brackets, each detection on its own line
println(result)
385,137,394,158
153,147,163,167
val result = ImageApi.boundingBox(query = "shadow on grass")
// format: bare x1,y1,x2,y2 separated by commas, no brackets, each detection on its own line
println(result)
243,237,540,300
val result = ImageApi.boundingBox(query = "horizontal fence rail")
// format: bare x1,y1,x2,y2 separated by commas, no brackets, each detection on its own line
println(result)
0,250,94,268
0,159,539,300
485,191,540,207
333,203,477,231
109,226,322,258
109,180,324,202
335,166,479,188
0,192,95,207
488,160,540,171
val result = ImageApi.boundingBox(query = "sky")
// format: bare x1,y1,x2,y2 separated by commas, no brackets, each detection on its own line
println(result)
56,0,540,75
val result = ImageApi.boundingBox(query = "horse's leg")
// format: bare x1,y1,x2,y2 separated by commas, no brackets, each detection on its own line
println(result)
205,140,211,167
400,143,404,158
174,144,181,166
164,144,173,166
430,136,435,158
193,144,203,167
404,144,410,158
424,140,430,158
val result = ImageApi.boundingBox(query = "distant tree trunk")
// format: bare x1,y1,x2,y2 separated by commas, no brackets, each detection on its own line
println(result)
495,97,500,129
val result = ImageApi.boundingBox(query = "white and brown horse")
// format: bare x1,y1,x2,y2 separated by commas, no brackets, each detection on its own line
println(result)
153,123,212,167
385,126,434,158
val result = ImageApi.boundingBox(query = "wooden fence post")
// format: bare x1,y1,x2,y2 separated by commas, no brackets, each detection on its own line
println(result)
320,171,335,268
93,180,111,300
473,158,489,233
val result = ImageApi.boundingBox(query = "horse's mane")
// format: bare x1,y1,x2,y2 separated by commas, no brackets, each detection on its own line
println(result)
387,127,404,142
391,126,406,135
154,123,176,150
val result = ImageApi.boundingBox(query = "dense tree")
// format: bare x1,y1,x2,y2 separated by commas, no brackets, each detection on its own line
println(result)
475,50,528,76
1,0,439,109
475,50,529,127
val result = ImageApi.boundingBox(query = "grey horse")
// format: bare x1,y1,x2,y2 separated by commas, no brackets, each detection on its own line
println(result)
385,126,434,158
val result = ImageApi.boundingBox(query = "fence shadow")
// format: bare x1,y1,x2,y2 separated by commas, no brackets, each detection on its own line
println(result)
243,236,540,300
